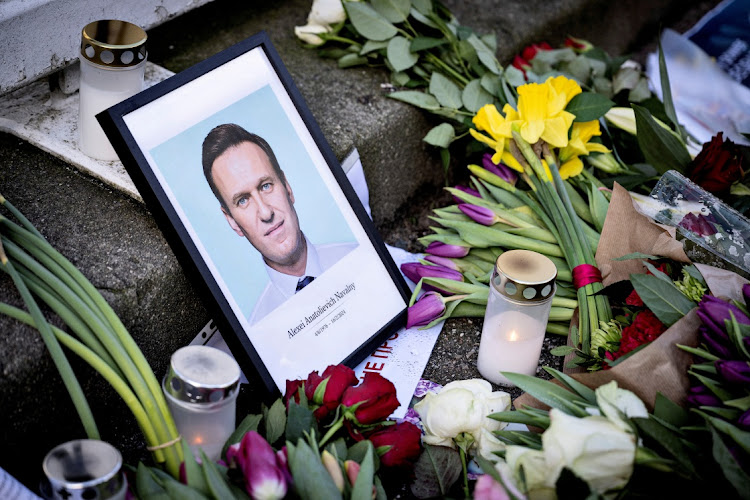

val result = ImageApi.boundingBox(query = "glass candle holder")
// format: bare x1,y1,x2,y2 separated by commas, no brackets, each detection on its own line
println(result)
162,345,240,461
41,439,126,500
78,20,147,161
477,249,557,386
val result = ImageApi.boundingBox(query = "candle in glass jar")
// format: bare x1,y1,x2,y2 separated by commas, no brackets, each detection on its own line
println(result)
477,310,546,386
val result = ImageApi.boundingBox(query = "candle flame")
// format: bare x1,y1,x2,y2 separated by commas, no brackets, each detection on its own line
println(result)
509,330,519,341
194,436,203,445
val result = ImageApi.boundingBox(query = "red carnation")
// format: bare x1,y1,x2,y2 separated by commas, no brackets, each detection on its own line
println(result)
305,364,358,420
686,132,744,195
342,372,400,425
605,310,666,365
368,422,422,469
625,289,644,307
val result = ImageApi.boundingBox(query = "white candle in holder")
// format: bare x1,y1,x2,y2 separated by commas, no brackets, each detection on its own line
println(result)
477,250,557,386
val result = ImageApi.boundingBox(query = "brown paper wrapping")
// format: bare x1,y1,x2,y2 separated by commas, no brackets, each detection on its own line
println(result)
517,183,743,413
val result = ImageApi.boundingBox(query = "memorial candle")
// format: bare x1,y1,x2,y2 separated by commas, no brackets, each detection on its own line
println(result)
477,250,556,386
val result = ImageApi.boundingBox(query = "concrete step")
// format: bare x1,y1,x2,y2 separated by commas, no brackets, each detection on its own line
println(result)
0,0,716,490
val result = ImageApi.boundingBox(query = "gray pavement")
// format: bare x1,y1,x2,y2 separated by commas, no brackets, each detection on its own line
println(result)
0,0,719,490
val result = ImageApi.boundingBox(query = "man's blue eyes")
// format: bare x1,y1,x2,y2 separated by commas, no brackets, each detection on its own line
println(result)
236,183,273,206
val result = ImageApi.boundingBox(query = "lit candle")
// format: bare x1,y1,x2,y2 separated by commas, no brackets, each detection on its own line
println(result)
477,250,557,386
162,345,241,461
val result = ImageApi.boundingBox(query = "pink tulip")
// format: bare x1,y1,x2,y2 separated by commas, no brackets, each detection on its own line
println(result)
227,431,287,500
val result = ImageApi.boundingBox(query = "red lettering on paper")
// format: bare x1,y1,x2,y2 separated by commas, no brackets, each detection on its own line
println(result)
365,362,384,371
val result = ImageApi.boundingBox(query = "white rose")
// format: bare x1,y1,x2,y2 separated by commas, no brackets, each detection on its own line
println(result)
441,379,511,434
542,409,636,497
595,381,648,433
415,387,485,448
505,446,556,500
294,0,347,45
476,428,506,462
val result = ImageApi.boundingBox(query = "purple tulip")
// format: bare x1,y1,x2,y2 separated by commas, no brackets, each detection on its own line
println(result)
425,241,470,258
482,153,518,185
743,284,750,309
738,409,750,431
698,295,750,337
699,325,733,359
407,292,446,328
400,262,464,284
715,360,750,385
452,185,482,203
686,385,723,408
459,204,496,226
679,212,718,237
424,255,459,271
227,431,288,500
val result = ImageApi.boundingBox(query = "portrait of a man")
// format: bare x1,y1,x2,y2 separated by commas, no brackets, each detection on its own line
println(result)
202,123,356,324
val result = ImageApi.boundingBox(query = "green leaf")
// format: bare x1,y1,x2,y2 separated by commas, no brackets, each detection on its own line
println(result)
388,90,440,110
587,183,609,233
222,413,262,460
371,0,411,22
136,463,169,500
347,440,380,471
387,36,419,72
657,37,685,141
566,92,614,122
344,2,398,41
643,261,672,283
200,450,236,500
338,53,368,68
409,445,462,498
542,367,597,404
632,104,691,174
150,467,210,500
467,35,500,75
481,33,497,53
462,79,494,112
351,441,376,500
409,8,438,28
265,398,287,445
726,395,750,411
182,441,209,495
410,36,446,51
683,264,706,285
423,123,455,148
630,273,696,326
704,414,750,454
480,73,502,97
289,440,343,500
550,345,577,356
326,437,349,462
677,344,720,361
500,372,589,417
411,0,433,15
653,392,690,427
634,417,697,476
429,72,462,108
286,400,317,443
707,423,750,498
613,252,659,261
360,40,388,55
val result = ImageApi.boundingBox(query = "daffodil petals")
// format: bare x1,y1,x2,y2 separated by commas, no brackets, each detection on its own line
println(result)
559,157,584,179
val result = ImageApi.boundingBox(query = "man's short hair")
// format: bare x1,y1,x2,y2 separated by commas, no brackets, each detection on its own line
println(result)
202,123,286,209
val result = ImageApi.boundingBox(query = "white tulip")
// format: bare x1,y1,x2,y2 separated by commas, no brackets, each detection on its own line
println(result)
542,409,636,497
595,381,648,433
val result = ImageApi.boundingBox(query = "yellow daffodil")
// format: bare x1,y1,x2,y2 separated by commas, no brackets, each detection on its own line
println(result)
515,76,580,148
558,120,610,179
470,104,516,164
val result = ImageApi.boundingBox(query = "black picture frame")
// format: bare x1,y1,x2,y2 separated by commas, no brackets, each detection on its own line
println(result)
98,31,410,394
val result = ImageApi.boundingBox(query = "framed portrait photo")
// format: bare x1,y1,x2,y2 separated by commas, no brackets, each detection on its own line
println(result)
98,31,411,393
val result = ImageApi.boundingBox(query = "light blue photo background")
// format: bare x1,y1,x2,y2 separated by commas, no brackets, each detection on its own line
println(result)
150,85,355,316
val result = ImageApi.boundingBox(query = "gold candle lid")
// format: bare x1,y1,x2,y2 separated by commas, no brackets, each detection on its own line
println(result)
491,249,557,302
80,20,147,68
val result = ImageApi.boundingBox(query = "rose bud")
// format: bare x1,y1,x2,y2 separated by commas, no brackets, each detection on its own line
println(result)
458,204,496,226
226,431,287,500
482,153,518,185
305,364,358,420
565,36,593,52
284,379,305,408
686,132,744,195
715,360,750,386
686,385,723,408
452,184,482,203
407,292,447,329
511,54,531,76
368,422,422,468
521,42,552,62
342,372,400,425
424,241,470,258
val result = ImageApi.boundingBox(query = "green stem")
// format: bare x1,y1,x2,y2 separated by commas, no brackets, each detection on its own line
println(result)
0,195,45,239
459,445,470,499
320,34,362,46
0,240,100,439
425,53,469,86
318,416,345,449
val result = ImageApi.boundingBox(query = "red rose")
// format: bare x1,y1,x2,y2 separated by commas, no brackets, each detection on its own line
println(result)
341,372,400,425
368,422,422,468
686,132,744,195
511,54,531,74
284,379,305,407
305,364,358,420
521,42,552,62
564,36,593,52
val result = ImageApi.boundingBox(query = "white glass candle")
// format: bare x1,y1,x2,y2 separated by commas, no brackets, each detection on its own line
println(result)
42,439,127,500
162,346,240,461
78,20,147,161
477,250,557,386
